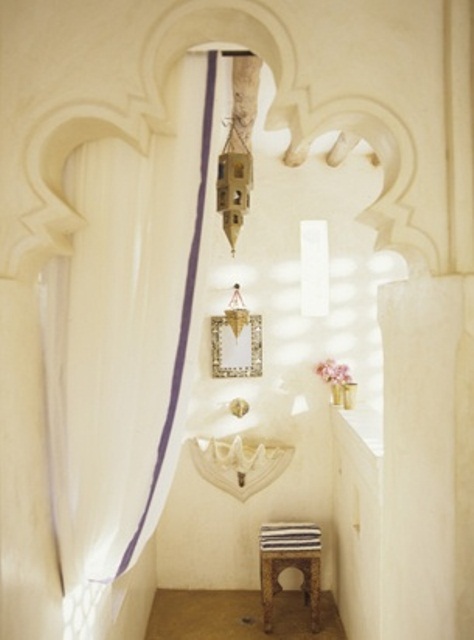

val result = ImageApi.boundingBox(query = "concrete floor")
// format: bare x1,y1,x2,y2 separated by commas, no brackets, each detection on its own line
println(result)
145,589,347,639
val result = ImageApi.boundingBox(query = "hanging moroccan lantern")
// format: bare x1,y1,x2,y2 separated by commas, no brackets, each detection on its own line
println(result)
216,120,253,256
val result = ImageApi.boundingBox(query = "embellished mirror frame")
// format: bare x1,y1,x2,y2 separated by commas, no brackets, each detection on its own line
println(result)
211,314,262,378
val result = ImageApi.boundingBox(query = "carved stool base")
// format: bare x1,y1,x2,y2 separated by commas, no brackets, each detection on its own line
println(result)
259,524,321,634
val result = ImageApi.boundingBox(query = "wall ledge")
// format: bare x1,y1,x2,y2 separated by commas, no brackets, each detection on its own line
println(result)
332,404,384,458
331,404,384,501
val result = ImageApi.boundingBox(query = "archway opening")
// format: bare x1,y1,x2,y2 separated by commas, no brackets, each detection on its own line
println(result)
38,37,412,632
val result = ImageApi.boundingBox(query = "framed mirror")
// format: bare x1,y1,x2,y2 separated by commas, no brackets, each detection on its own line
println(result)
211,315,262,378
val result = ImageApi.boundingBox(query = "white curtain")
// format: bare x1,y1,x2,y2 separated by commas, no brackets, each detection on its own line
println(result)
39,52,219,591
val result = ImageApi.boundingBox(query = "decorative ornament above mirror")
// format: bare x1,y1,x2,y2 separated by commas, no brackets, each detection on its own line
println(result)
224,283,249,339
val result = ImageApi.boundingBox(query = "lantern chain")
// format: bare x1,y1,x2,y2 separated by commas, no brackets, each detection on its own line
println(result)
221,116,251,155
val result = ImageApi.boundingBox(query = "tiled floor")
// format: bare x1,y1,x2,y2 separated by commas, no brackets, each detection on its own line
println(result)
145,589,347,639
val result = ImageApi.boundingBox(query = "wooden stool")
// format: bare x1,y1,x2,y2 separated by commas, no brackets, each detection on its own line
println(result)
259,523,322,634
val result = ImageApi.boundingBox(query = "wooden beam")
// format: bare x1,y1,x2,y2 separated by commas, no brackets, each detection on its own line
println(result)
283,140,311,167
228,55,263,151
326,131,361,167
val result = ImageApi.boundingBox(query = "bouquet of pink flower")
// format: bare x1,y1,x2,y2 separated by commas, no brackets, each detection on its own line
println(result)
314,358,352,385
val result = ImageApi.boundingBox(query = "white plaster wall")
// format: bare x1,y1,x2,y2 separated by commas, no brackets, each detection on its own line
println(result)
332,407,383,640
0,280,63,640
379,276,462,640
154,62,406,592
0,1,471,639
0,0,456,277
105,539,157,640
455,277,474,639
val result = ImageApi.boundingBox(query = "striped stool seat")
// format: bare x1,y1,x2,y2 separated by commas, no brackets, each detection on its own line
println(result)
260,522,322,551
259,523,322,634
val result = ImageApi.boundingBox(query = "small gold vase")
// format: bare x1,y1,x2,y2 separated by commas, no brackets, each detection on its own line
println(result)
331,384,343,406
343,383,358,410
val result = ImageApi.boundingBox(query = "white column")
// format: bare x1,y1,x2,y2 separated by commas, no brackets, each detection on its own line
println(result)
379,275,462,640
0,278,63,640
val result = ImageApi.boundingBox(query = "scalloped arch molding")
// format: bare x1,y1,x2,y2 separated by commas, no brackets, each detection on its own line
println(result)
13,0,430,282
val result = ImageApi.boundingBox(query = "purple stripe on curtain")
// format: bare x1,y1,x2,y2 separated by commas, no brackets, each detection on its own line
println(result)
114,50,218,579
